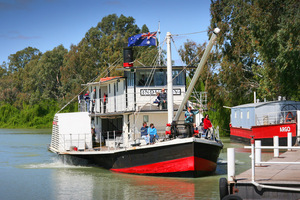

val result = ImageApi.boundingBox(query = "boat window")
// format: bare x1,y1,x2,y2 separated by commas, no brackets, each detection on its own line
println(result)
154,71,165,86
125,71,134,86
109,84,111,93
136,70,154,86
172,70,185,85
235,111,237,118
247,111,250,119
136,69,185,86
143,115,149,122
240,111,243,119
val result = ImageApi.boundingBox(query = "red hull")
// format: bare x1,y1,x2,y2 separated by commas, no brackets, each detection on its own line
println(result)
230,123,297,145
111,156,216,174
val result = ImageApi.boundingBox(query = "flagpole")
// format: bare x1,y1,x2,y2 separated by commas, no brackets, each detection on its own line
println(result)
158,21,161,66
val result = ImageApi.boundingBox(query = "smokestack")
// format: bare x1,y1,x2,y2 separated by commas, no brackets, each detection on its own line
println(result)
123,47,133,68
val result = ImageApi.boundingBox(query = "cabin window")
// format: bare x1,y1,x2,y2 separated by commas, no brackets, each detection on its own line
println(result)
109,84,111,93
136,70,154,86
240,111,243,119
136,69,185,86
247,111,250,119
172,70,185,85
125,71,134,86
143,115,149,122
235,111,237,119
117,82,118,92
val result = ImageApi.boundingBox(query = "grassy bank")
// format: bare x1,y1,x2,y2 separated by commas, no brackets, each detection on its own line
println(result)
0,101,77,129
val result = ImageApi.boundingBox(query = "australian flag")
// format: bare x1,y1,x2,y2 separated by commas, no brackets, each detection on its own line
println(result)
128,31,157,47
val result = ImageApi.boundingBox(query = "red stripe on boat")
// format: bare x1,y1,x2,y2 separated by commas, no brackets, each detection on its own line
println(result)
230,123,297,139
110,156,216,174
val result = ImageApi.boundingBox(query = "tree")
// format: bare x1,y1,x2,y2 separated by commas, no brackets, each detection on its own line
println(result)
8,47,41,73
210,0,300,101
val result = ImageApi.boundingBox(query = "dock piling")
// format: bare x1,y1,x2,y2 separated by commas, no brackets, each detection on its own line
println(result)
274,136,279,157
227,148,235,182
288,132,292,151
255,140,261,166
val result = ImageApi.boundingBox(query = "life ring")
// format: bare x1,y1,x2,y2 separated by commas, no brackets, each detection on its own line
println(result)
285,112,294,123
219,178,229,200
222,194,243,200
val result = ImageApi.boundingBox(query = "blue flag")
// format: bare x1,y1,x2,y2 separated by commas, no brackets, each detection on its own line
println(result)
128,32,157,47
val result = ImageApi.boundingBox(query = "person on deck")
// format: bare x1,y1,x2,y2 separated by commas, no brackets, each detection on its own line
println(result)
184,106,200,123
154,92,161,108
92,88,96,113
203,114,213,139
140,122,149,145
103,93,107,113
159,89,167,109
84,90,90,112
148,123,158,144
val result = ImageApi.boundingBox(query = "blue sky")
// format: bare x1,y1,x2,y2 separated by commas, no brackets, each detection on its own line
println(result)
0,0,212,65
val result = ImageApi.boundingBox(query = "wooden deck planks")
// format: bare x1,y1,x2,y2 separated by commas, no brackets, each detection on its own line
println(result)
236,149,300,184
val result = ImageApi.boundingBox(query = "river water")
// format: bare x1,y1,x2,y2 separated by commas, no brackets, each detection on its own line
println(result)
0,129,273,200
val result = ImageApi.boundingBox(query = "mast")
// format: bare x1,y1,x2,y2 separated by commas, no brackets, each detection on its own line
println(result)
158,21,161,66
173,28,220,122
166,32,174,123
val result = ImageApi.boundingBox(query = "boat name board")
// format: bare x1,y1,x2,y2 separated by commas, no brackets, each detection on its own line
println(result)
140,89,181,96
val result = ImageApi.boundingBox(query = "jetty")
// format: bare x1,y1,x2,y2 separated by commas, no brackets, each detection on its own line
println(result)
220,134,300,200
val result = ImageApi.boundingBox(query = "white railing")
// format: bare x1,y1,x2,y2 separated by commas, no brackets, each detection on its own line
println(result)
255,110,297,126
227,132,300,192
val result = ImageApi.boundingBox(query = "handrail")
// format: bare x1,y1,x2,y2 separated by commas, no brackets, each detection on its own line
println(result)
244,134,300,192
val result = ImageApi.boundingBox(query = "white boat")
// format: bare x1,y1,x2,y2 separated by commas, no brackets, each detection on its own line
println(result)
49,28,223,177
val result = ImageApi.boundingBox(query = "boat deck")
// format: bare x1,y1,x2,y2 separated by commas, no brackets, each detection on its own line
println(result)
234,149,300,199
236,149,300,184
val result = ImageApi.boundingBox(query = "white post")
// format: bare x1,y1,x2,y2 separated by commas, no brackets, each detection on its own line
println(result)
166,32,174,124
255,140,261,166
227,148,235,182
254,91,256,103
287,132,292,151
251,138,255,182
123,114,129,148
274,136,279,157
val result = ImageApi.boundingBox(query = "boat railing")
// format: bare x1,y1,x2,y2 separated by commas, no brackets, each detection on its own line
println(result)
78,91,187,113
61,133,90,151
226,133,300,192
255,110,297,126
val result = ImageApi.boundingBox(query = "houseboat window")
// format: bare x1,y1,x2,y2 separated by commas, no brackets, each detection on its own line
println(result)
109,84,111,93
117,82,118,92
240,111,243,119
235,111,237,118
247,111,250,119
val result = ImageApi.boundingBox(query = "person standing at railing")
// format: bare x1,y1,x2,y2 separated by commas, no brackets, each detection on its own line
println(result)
92,88,96,113
141,122,149,145
203,114,212,139
103,93,107,113
84,90,90,112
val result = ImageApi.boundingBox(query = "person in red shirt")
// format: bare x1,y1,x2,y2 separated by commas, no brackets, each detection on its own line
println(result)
203,114,212,139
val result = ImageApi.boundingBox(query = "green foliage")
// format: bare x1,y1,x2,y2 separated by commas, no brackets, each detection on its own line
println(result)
178,0,299,135
0,101,59,128
0,14,159,129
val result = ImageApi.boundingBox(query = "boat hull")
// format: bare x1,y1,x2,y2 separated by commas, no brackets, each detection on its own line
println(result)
230,123,297,146
60,139,222,177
